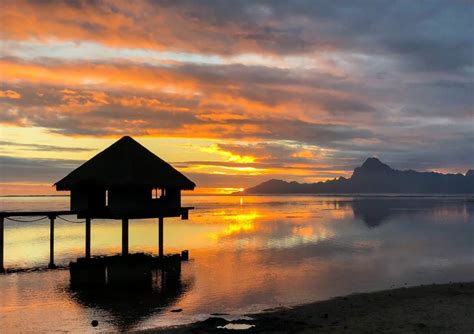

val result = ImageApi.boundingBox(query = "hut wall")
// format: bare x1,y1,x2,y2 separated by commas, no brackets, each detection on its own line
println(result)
163,188,181,208
151,188,181,209
108,188,152,213
71,189,106,212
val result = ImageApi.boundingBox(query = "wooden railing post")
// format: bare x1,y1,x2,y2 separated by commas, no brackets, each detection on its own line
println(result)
0,217,4,273
48,216,56,269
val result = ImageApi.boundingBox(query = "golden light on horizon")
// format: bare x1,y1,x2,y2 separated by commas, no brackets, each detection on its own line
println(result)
201,144,256,164
192,187,245,195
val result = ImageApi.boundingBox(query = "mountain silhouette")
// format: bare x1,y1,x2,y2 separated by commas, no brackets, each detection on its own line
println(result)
352,157,393,177
242,158,474,194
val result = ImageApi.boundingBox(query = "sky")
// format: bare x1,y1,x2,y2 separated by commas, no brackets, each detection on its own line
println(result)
0,0,473,195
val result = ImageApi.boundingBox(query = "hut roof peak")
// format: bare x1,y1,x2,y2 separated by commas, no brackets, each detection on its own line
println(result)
55,136,195,191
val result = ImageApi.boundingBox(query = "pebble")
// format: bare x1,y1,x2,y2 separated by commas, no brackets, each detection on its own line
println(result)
416,322,427,329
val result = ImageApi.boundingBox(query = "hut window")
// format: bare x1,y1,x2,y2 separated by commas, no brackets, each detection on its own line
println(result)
106,190,109,206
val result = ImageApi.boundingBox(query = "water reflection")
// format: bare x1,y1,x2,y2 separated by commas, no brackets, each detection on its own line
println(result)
1,196,472,269
67,276,191,332
0,195,472,332
346,197,472,227
338,198,470,227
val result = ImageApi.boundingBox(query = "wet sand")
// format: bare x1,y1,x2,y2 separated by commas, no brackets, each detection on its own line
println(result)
140,282,474,333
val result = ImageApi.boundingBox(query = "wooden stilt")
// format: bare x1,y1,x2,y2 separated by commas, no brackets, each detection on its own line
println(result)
158,217,164,258
122,218,129,256
0,217,4,273
85,218,91,258
48,216,56,268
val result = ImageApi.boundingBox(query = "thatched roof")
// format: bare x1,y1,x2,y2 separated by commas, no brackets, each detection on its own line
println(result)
55,136,195,190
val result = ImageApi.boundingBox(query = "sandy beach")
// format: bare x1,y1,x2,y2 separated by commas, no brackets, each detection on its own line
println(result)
140,282,474,334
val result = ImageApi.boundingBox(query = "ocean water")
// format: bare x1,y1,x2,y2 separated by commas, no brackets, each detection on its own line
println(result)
0,195,473,332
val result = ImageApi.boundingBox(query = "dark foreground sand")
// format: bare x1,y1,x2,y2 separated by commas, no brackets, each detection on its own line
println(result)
139,282,474,333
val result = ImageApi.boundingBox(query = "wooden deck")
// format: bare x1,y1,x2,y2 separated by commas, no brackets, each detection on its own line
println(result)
0,210,81,272
0,207,193,273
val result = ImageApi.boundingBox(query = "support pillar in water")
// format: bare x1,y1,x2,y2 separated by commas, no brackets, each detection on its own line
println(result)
85,218,91,259
122,218,129,256
158,217,164,258
0,217,4,273
48,216,56,269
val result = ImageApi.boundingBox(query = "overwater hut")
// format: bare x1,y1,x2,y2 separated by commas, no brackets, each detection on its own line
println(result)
55,135,195,219
55,135,195,260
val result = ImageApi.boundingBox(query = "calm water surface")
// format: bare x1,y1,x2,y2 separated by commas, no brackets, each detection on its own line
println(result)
0,195,473,332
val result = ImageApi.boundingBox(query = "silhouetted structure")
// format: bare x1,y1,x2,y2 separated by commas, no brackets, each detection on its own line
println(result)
56,136,195,219
55,136,195,260
0,136,195,279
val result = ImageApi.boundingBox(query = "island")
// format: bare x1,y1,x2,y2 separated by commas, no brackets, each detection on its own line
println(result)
240,158,474,194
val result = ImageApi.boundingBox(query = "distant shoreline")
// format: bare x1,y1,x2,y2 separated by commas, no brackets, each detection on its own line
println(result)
138,282,474,334
2,193,474,198
0,194,69,198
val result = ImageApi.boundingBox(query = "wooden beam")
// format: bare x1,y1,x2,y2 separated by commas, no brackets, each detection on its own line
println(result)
48,216,56,269
158,217,164,258
76,207,194,219
0,217,4,273
85,218,91,258
122,218,129,256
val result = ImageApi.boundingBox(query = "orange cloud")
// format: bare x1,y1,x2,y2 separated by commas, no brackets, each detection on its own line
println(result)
0,57,375,146
0,1,322,56
0,57,376,124
0,90,21,99
0,59,200,93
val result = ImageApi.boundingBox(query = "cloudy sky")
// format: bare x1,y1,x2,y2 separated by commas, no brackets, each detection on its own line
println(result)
0,0,473,194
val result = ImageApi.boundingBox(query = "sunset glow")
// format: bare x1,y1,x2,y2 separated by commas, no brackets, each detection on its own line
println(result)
0,1,472,194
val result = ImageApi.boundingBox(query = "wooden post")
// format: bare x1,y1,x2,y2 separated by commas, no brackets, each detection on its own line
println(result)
48,216,56,269
0,217,4,273
122,218,129,256
85,218,91,259
158,217,164,258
